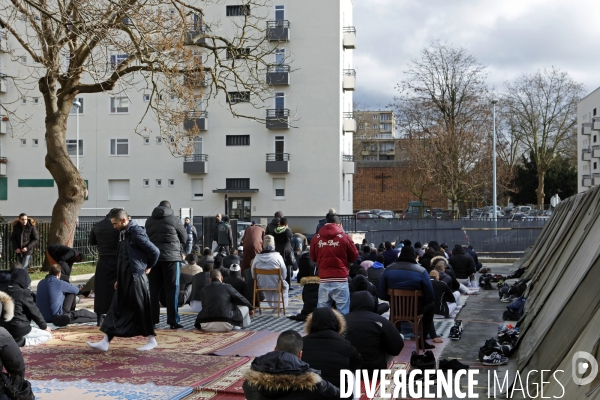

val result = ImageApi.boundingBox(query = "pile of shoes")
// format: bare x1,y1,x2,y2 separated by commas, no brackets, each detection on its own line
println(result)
498,279,528,303
498,324,520,348
410,350,436,380
479,337,510,366
478,274,494,290
438,358,469,372
489,274,506,283
449,320,463,340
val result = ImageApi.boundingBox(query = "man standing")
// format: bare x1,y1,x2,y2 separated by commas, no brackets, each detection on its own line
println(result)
310,214,358,315
216,215,233,255
183,217,198,255
145,200,187,329
240,221,264,272
10,213,38,269
211,214,222,253
265,211,282,236
89,210,121,325
87,208,160,352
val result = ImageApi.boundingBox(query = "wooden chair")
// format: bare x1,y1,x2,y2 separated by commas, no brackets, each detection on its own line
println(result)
253,268,286,317
387,289,425,354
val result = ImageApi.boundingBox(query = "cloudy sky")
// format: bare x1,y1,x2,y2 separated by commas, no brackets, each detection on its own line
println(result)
353,0,600,109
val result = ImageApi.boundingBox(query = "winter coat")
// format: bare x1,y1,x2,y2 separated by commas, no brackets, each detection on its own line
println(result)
121,220,160,277
315,218,327,234
289,276,320,321
296,252,316,282
378,260,434,307
0,327,25,378
198,255,214,269
291,233,308,251
10,221,38,256
265,218,280,236
273,227,295,267
145,206,187,262
345,291,404,372
89,216,120,258
194,280,253,328
301,308,362,389
181,263,202,276
381,248,399,266
251,250,288,290
217,222,233,247
241,225,265,271
223,254,241,270
224,275,252,304
190,272,211,302
367,262,385,288
419,249,445,272
243,351,339,400
449,245,476,279
0,270,46,340
431,278,456,317
310,224,358,282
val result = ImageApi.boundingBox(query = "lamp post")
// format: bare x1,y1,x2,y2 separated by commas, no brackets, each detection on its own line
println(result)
491,98,498,237
73,100,81,171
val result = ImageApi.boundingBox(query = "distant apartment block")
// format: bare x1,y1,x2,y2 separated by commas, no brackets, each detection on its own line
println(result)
577,86,600,193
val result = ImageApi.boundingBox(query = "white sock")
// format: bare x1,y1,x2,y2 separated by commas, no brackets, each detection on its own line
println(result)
136,336,157,351
87,335,109,352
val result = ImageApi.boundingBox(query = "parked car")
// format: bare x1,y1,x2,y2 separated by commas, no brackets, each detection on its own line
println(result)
377,210,394,219
356,211,380,219
236,221,252,247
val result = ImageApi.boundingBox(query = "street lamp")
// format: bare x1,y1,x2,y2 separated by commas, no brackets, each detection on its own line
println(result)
491,98,498,237
73,100,81,171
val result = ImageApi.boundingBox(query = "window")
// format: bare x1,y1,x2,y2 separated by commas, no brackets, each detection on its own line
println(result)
110,138,129,156
380,114,392,121
275,5,285,21
273,178,285,199
226,91,250,103
381,123,392,131
226,135,250,146
108,179,130,200
20,56,27,64
594,135,597,143
143,137,150,145
143,94,150,102
32,139,38,147
274,92,285,110
226,47,251,60
379,142,394,152
33,98,39,105
21,97,26,105
156,136,162,144
274,135,284,153
110,96,129,113
373,115,378,120
66,139,83,156
373,124,378,129
359,125,364,129
70,97,84,114
595,162,598,170
226,5,250,16
20,139,26,146
226,178,250,189
192,178,204,200
168,179,175,187
595,108,597,116
110,54,128,70
156,179,162,187
143,179,149,187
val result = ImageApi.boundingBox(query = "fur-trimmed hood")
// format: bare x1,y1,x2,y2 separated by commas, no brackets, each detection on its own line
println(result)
304,307,346,336
430,255,448,269
0,291,14,322
300,276,320,286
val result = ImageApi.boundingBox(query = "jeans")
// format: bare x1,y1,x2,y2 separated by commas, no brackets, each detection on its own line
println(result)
17,254,31,269
318,281,350,315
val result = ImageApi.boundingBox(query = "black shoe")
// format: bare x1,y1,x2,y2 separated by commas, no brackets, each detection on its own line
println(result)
439,359,470,372
418,339,435,350
170,323,184,329
52,314,71,327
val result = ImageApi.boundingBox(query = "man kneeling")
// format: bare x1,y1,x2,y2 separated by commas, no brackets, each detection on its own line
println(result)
36,264,97,326
194,270,254,332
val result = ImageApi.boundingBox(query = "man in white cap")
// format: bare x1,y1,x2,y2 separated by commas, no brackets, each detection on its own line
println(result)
224,264,252,303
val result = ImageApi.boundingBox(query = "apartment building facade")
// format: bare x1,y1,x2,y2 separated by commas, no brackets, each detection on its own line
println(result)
577,86,600,193
0,1,356,221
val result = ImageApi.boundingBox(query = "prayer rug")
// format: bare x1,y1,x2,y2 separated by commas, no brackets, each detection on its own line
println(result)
31,379,192,400
189,358,252,399
356,362,409,400
212,330,281,357
33,325,255,354
22,347,250,387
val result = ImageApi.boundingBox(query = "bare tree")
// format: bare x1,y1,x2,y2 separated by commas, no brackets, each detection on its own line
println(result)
503,68,584,209
0,0,280,246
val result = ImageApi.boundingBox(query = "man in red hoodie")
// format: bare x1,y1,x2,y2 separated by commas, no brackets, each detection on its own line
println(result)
310,214,358,314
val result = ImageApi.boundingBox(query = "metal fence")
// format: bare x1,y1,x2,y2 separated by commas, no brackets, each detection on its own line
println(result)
338,216,547,256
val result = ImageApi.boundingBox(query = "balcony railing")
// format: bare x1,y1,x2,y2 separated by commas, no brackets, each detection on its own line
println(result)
343,27,357,34
343,27,356,49
342,154,355,162
343,69,356,77
266,109,290,129
266,153,290,161
185,24,208,45
582,122,592,135
183,111,208,131
267,109,289,118
267,20,290,41
184,154,208,162
343,112,355,119
185,110,207,118
594,117,600,131
582,149,592,161
268,64,290,73
343,70,356,91
266,64,290,85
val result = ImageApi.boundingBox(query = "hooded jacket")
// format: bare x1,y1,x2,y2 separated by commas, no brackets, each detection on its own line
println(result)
10,220,39,256
310,224,358,282
419,242,445,272
89,216,120,258
243,351,340,400
194,280,253,328
381,248,399,266
378,260,434,307
431,279,455,317
121,220,160,277
145,206,187,262
0,269,46,340
265,218,280,236
252,250,288,290
367,261,384,288
430,256,460,292
296,252,316,283
449,245,476,279
289,276,320,321
345,291,403,372
301,308,362,389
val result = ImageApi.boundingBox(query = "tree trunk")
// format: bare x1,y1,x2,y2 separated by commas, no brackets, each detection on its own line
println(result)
535,169,546,210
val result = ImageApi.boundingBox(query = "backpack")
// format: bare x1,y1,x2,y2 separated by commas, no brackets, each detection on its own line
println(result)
479,274,494,290
508,280,528,297
503,297,526,321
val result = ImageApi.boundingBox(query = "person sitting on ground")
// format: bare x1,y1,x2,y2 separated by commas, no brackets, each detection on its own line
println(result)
181,253,203,276
381,241,399,267
35,264,97,326
251,235,289,308
45,244,84,282
0,269,51,347
429,270,457,318
467,245,482,271
213,254,230,278
345,291,404,374
223,248,241,271
289,266,320,322
301,307,362,393
224,264,252,304
194,269,254,332
449,244,477,285
419,241,445,272
351,274,389,315
295,245,316,282
243,330,340,400
432,256,470,298
190,262,213,313
197,247,214,270
0,262,20,293
367,255,385,289
378,245,436,350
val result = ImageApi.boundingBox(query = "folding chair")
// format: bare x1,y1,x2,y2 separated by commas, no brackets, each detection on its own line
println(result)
253,268,286,317
388,289,425,354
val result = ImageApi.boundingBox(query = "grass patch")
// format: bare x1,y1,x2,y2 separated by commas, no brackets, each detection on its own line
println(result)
28,262,97,281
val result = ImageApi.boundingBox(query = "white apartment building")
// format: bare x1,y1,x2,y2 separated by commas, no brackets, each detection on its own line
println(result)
577,86,600,193
0,0,356,221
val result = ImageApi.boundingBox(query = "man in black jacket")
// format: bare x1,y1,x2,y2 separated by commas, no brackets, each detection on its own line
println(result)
345,291,403,374
10,213,39,270
0,269,51,347
145,200,187,329
243,330,339,400
89,210,121,324
216,215,233,254
265,211,282,236
449,244,476,280
224,264,252,304
194,269,254,332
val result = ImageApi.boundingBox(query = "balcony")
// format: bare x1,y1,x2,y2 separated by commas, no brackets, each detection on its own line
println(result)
343,69,356,91
185,25,208,45
266,109,290,129
582,149,592,161
582,175,592,187
266,65,290,85
267,20,290,41
361,150,370,156
0,74,5,93
0,117,6,134
582,123,592,135
184,72,207,88
343,27,356,49
0,157,5,176
183,154,208,174
594,174,600,186
343,112,357,132
594,146,600,158
594,117,600,131
266,153,290,173
342,154,355,174
183,111,208,131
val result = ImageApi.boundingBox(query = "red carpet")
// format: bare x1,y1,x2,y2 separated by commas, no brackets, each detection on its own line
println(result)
211,330,280,357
